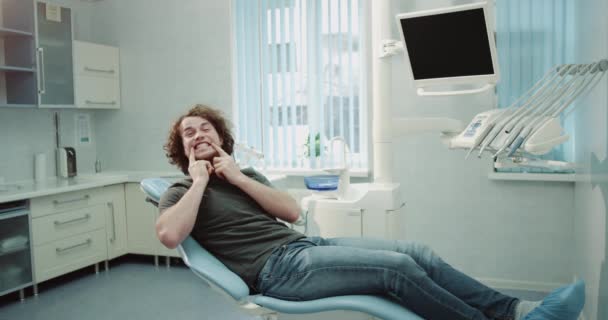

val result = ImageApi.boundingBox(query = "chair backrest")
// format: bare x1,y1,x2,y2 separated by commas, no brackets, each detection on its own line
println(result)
140,178,172,205
139,178,251,301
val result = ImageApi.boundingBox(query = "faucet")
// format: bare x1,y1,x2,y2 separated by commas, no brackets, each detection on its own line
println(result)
323,137,351,200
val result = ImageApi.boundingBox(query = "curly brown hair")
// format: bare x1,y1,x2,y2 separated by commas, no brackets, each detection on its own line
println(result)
164,104,235,175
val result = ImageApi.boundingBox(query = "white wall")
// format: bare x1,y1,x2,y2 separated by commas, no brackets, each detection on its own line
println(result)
88,0,233,173
84,0,576,288
0,0,97,182
0,0,569,290
572,0,608,319
385,0,575,288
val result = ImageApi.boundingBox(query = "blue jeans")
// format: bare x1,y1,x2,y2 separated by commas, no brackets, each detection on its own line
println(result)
255,237,519,320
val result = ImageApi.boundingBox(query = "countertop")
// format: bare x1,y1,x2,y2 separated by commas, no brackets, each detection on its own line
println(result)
0,170,286,203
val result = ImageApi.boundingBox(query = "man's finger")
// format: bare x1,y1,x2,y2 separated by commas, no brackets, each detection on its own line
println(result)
189,147,196,164
211,143,229,156
215,167,225,179
205,162,214,175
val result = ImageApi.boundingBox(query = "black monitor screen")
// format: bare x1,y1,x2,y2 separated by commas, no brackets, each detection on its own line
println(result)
400,8,494,80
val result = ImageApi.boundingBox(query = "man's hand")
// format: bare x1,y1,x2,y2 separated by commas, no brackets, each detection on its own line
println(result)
188,147,213,184
212,143,246,185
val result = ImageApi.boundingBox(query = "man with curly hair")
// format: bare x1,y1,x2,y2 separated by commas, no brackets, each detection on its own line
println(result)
156,104,585,320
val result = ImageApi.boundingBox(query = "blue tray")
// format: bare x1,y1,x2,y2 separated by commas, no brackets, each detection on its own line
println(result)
304,175,339,191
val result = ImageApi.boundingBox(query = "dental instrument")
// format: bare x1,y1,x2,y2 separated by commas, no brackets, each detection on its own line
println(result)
475,65,572,157
449,59,608,170
504,64,598,157
478,64,577,157
518,62,608,155
493,64,592,157
448,64,569,158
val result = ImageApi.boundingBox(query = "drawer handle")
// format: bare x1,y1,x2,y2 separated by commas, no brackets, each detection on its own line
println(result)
84,66,115,74
56,238,92,254
53,195,90,206
108,202,116,242
86,100,116,106
54,214,91,226
386,202,406,214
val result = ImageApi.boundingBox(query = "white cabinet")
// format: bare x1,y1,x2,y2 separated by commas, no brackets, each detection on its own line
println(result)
101,185,128,260
0,204,33,298
35,1,75,108
0,1,79,108
73,40,120,109
307,206,363,238
0,0,37,108
303,183,405,240
125,183,178,257
31,205,106,246
30,185,127,284
33,229,106,283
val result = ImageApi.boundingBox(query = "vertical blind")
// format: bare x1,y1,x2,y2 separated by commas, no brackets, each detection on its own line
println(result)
232,0,367,171
495,0,576,172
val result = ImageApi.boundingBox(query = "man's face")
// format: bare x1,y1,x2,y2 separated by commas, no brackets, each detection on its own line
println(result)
181,116,223,161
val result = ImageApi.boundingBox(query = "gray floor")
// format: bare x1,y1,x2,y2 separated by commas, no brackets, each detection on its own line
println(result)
0,255,547,320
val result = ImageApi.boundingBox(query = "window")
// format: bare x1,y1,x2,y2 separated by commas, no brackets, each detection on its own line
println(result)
232,0,368,172
495,0,576,173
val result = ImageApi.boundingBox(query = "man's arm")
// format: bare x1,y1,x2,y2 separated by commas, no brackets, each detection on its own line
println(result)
155,180,206,249
156,147,214,249
233,175,300,223
212,143,300,223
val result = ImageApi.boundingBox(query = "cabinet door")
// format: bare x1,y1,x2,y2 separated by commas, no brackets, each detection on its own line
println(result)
75,75,120,109
73,41,121,109
35,2,74,107
125,184,158,255
125,184,179,257
0,214,33,294
307,206,363,238
103,185,128,260
0,0,37,107
73,41,119,77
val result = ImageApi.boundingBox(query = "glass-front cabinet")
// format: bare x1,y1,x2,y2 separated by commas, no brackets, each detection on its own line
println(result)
0,1,74,108
0,0,37,107
35,1,74,107
0,202,33,298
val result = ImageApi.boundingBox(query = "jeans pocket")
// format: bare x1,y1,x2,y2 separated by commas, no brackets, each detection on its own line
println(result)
260,245,287,280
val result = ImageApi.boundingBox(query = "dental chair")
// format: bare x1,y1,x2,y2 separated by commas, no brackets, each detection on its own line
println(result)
140,178,423,320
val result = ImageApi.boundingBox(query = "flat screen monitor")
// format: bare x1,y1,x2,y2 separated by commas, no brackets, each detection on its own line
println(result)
396,2,499,88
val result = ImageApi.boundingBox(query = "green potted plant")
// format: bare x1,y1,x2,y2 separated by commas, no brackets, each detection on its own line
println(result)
304,132,322,158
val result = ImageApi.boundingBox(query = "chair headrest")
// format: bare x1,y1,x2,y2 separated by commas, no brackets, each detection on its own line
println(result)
140,178,172,203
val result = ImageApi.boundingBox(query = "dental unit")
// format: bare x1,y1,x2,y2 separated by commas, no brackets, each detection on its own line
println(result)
446,60,608,170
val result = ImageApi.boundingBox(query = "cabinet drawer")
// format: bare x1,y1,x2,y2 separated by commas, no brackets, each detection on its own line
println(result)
31,188,104,218
33,229,107,283
75,75,120,109
32,205,106,246
73,41,119,78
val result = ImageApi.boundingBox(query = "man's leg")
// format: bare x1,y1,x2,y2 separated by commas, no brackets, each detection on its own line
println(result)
316,237,519,320
256,239,493,320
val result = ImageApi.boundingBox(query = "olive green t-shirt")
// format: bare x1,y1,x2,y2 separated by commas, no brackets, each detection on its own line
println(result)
158,167,304,288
